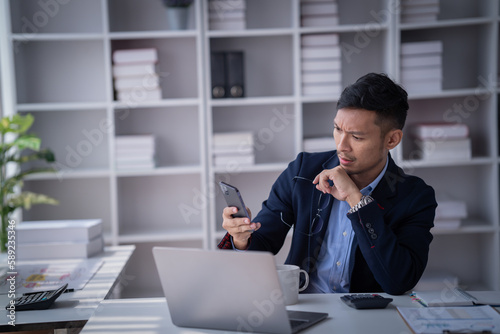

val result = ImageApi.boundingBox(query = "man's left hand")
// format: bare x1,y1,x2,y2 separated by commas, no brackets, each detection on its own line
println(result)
312,166,362,207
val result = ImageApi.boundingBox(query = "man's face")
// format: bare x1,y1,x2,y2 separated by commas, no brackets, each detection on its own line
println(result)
333,108,389,179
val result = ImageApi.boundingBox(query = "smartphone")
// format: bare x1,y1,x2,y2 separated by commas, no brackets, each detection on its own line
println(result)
219,181,250,218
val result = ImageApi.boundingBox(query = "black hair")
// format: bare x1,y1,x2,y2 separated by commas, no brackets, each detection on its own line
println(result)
337,73,409,132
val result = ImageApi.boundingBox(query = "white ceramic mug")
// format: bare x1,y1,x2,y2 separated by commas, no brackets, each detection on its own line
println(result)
276,264,309,305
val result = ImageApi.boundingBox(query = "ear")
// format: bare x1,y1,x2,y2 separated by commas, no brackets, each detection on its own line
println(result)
385,129,403,150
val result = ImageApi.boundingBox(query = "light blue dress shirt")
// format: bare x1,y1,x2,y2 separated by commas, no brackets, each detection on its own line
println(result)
308,158,389,293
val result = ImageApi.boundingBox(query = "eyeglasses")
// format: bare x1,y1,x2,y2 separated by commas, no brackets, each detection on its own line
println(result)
279,177,331,236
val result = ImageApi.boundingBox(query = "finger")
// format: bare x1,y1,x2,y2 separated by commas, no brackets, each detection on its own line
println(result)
246,207,253,220
222,206,244,220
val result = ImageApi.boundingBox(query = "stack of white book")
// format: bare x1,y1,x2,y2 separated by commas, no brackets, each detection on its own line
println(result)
301,33,342,96
115,135,156,169
434,199,468,230
112,48,162,103
16,219,104,260
213,131,254,167
301,0,339,27
303,136,336,153
401,0,439,24
208,0,246,31
411,123,471,162
400,40,443,93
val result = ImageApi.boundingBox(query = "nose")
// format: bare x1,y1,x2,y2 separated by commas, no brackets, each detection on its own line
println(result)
335,133,350,152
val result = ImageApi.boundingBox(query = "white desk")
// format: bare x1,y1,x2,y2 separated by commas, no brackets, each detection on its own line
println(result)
79,293,417,334
0,245,135,333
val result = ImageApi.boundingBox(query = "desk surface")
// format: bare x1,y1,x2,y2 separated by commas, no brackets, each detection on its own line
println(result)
0,245,135,332
80,293,417,334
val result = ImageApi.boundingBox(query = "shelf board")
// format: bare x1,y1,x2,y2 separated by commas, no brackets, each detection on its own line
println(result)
113,98,200,109
400,157,495,169
17,102,108,112
25,168,111,180
115,165,202,177
400,17,495,31
109,30,199,40
210,96,295,107
11,33,104,41
207,28,294,38
299,22,389,34
213,162,288,174
407,87,493,100
118,229,204,243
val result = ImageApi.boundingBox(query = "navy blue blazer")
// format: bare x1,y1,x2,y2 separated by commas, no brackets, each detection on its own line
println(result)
235,151,436,295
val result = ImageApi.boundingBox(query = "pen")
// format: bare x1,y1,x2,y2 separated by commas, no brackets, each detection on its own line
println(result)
410,293,428,307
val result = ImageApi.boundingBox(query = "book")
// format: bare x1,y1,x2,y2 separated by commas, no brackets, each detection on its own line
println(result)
400,66,442,82
209,19,246,30
113,48,158,64
17,236,104,260
114,74,160,90
301,15,339,28
302,70,341,84
302,59,341,71
400,54,442,68
301,46,341,59
112,63,157,78
301,33,339,46
208,0,246,11
116,87,162,102
398,305,500,334
302,83,343,96
402,79,442,93
401,40,443,55
411,288,500,307
214,154,255,167
225,51,245,98
115,135,155,147
213,145,253,156
411,123,469,140
209,9,245,20
211,52,226,98
16,219,103,244
414,138,471,161
301,2,338,16
413,271,459,291
213,132,254,147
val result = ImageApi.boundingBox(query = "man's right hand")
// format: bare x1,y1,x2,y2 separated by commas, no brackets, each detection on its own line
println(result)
222,207,261,250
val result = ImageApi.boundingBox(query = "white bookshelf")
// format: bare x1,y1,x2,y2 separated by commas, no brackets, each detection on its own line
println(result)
0,0,498,297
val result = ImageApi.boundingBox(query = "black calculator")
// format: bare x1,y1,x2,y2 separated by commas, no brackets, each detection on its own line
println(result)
340,294,393,309
6,283,68,311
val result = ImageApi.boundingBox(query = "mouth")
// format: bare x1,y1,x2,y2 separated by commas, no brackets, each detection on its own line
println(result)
338,155,355,165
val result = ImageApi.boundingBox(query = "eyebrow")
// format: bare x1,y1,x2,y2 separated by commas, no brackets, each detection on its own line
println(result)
333,122,367,136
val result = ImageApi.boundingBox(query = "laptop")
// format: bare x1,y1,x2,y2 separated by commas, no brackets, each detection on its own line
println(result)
152,247,328,334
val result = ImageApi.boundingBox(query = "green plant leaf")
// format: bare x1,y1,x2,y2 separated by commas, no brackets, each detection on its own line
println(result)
12,135,41,151
7,191,59,210
0,114,34,135
8,149,56,164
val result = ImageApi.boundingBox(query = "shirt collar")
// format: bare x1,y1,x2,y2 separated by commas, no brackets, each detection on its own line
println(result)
360,157,389,196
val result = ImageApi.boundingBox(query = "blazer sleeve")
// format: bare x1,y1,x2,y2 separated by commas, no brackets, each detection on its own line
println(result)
348,179,436,295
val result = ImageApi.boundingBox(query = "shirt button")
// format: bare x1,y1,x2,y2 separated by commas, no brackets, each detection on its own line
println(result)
342,231,347,237
336,261,341,266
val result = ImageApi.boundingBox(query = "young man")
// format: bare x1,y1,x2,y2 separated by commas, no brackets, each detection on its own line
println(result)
218,73,437,295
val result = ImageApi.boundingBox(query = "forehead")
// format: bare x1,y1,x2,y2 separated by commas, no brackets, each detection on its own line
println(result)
334,108,378,129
